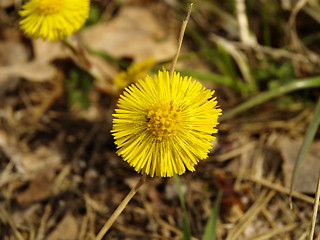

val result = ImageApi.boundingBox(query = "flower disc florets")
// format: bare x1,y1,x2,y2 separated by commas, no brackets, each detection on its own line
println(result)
147,102,182,141
112,70,222,177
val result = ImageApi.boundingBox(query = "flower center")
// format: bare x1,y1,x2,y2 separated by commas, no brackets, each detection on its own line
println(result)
37,0,64,15
147,102,182,141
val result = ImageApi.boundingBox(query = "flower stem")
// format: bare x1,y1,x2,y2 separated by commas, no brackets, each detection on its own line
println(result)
95,174,147,240
63,37,119,95
170,3,193,80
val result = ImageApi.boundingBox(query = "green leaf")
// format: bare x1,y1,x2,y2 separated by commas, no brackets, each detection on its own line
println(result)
64,68,93,109
202,191,222,240
178,69,230,86
290,99,320,193
221,76,320,121
85,5,102,26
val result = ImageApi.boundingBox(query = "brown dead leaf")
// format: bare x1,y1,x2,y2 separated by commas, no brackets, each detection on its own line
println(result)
47,212,79,240
0,37,28,66
33,39,70,62
0,39,71,84
0,0,15,8
278,136,320,193
81,6,177,62
0,61,57,83
0,130,61,174
16,169,56,205
215,171,244,214
0,130,61,203
0,29,29,94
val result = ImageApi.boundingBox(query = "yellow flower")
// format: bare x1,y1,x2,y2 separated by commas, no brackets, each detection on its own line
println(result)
114,58,154,89
112,70,222,177
19,0,90,41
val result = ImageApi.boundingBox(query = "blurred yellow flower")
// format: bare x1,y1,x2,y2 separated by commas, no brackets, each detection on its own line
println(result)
114,58,154,89
112,70,222,177
19,0,90,41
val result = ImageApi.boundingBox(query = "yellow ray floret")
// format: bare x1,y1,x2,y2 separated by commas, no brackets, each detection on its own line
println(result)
19,0,90,41
112,70,222,177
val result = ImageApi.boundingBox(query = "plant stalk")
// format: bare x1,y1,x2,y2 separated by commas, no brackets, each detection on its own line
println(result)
95,174,147,240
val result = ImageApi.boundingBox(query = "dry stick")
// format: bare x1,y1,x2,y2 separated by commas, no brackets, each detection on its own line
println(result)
95,174,146,240
288,0,308,52
249,175,315,204
226,190,275,240
36,204,52,240
299,232,308,240
244,222,299,240
235,0,255,45
0,206,24,240
169,3,193,80
309,170,320,240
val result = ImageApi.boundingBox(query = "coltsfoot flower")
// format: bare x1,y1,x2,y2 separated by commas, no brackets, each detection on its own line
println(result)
114,58,154,89
112,70,222,177
19,0,90,41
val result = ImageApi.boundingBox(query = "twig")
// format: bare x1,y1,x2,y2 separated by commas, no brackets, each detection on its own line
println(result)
95,174,147,240
288,0,308,52
309,170,320,240
298,232,308,240
36,204,52,240
210,34,256,89
170,3,193,79
249,176,315,205
244,222,299,240
0,204,24,240
235,0,255,45
226,190,275,240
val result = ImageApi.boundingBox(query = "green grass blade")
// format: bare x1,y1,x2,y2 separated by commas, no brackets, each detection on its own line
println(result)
290,98,320,193
178,69,231,86
174,174,191,240
202,190,223,240
221,76,320,121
